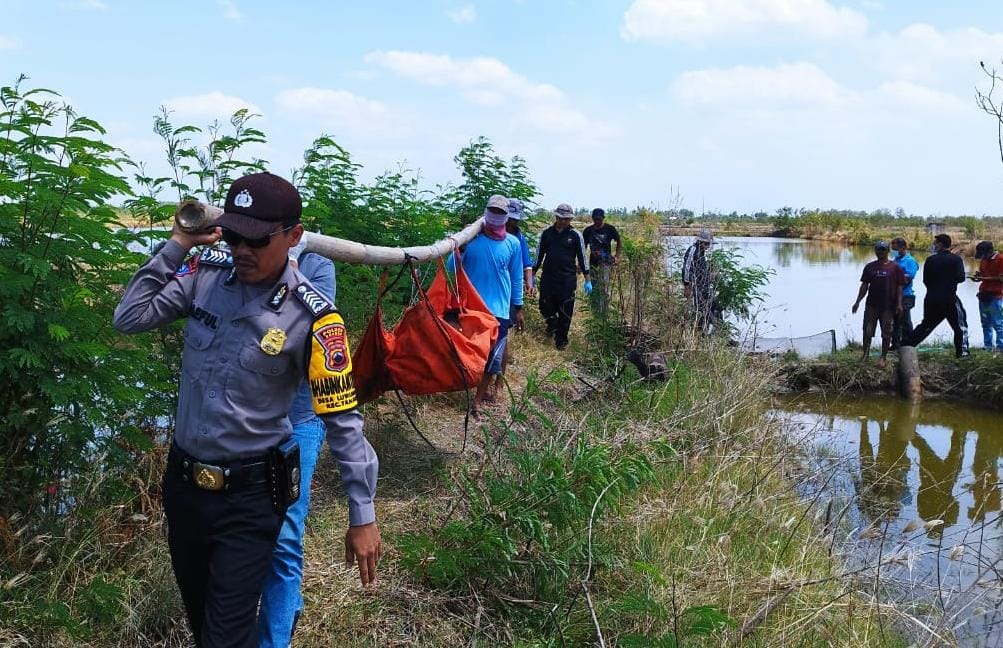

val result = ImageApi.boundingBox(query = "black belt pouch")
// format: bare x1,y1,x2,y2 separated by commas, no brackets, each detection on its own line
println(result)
268,439,301,512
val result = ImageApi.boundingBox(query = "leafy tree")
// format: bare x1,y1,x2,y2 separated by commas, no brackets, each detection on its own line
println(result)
444,137,539,228
0,77,172,525
709,249,773,324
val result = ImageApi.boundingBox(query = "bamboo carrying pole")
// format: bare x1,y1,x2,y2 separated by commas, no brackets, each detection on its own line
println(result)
301,218,485,265
174,199,485,265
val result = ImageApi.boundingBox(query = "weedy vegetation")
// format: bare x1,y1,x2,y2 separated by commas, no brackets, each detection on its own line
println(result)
0,75,933,646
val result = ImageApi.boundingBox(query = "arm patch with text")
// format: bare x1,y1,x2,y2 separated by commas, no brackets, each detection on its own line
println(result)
309,311,358,413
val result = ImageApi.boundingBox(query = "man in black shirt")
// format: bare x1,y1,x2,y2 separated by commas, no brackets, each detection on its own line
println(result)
851,241,905,367
583,208,621,267
903,234,970,357
533,203,590,350
583,208,620,316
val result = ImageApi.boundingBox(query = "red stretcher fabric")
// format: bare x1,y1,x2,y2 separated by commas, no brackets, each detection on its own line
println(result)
352,254,498,404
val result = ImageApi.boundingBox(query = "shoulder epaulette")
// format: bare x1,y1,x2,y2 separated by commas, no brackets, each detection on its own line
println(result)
199,247,233,268
294,283,335,318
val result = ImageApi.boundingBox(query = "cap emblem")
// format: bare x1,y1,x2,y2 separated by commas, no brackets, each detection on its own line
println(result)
234,189,253,208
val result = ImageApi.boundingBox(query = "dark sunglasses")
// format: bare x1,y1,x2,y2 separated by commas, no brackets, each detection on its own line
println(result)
221,225,294,249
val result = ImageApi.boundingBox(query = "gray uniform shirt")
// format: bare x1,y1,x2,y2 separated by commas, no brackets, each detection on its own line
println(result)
113,239,377,525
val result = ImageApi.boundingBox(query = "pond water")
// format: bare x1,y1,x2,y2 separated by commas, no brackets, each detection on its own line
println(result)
666,236,984,348
669,236,1003,641
776,394,1003,644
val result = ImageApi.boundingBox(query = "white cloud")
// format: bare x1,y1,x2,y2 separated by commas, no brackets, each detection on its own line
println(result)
61,0,108,10
0,35,21,50
621,0,868,43
672,62,853,106
446,5,476,24
876,81,967,113
275,87,407,135
163,91,261,120
218,0,242,21
364,50,563,104
364,50,616,139
869,23,1003,83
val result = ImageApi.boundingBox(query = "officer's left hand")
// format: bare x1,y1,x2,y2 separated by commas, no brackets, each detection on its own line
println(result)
583,280,593,296
345,522,382,586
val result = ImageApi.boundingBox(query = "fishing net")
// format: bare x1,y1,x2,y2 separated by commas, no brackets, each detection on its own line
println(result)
739,329,836,358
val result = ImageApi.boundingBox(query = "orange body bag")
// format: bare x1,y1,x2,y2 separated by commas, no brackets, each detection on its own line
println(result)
352,254,499,404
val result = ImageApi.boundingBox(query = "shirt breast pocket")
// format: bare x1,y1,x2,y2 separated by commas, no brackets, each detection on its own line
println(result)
182,324,216,379
228,345,292,410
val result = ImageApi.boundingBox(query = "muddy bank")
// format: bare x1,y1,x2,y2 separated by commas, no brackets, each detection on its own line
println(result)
778,348,1003,411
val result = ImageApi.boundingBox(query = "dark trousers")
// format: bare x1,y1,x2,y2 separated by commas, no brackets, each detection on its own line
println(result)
540,278,576,349
903,296,970,357
163,469,284,648
892,295,915,348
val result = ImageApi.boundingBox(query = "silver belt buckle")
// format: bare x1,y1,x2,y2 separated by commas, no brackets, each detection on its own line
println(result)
192,462,226,491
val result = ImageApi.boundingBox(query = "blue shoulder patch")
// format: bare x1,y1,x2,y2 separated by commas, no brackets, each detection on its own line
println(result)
175,255,199,277
199,247,233,268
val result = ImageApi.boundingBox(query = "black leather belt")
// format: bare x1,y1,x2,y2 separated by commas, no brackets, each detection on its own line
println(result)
168,444,270,492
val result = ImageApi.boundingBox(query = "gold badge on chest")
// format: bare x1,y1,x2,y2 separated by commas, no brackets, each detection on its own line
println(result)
260,328,287,355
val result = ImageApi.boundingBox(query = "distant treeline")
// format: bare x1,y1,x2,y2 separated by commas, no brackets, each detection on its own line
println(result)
592,206,1000,246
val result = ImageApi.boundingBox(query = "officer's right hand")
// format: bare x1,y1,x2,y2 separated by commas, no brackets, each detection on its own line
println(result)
346,522,382,586
170,224,222,251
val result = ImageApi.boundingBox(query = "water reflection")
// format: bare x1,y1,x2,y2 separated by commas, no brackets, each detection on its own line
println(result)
912,427,963,533
783,394,1003,537
779,395,1003,642
856,411,912,524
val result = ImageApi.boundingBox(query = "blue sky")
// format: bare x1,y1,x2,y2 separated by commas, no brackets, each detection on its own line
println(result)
4,0,1003,215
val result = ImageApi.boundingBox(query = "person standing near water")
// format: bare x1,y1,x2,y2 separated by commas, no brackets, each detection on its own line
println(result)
972,240,1003,352
682,228,717,333
890,237,919,350
851,240,905,368
902,234,970,358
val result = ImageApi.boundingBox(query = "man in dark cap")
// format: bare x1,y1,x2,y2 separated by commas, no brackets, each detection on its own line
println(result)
533,203,590,350
114,172,381,647
973,240,1003,352
852,240,906,368
902,234,970,357
582,208,621,315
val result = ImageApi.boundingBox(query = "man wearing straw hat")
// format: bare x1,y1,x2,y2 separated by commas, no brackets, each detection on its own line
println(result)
533,203,590,350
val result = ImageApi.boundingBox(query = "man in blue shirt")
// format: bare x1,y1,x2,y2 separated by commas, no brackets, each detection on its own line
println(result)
484,198,534,403
258,247,335,647
455,195,524,416
890,237,919,350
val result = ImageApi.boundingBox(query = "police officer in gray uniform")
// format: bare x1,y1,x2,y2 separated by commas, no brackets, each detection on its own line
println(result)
114,172,381,648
